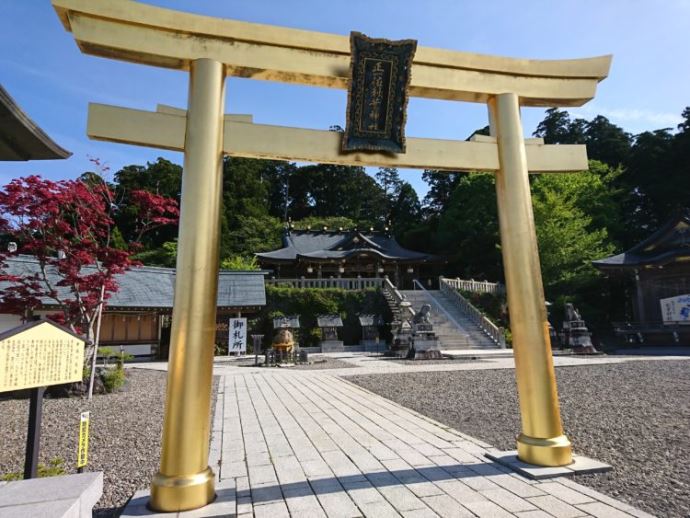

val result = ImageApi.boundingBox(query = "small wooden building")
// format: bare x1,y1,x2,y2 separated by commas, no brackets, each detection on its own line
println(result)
0,256,266,357
593,210,690,344
257,229,441,289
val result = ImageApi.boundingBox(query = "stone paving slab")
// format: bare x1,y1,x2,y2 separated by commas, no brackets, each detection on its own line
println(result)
123,355,672,517
209,371,654,516
0,471,102,518
486,451,612,480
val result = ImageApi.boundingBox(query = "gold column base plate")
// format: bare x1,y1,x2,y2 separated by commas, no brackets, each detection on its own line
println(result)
149,467,215,512
516,433,573,467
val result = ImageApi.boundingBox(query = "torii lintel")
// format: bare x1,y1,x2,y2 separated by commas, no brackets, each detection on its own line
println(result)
87,103,589,173
53,0,611,107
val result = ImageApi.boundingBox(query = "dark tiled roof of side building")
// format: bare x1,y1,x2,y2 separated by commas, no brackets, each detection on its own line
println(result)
593,209,690,270
0,255,266,309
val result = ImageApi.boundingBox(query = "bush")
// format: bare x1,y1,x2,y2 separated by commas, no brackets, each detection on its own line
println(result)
100,365,126,393
460,289,507,328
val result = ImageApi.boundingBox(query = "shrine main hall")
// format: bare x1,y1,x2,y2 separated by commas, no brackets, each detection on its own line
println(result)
256,228,441,288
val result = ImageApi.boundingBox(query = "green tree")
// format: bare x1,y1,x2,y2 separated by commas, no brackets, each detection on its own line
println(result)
134,240,178,267
421,169,459,216
289,164,387,225
534,108,586,144
619,128,674,242
223,215,283,257
434,173,502,279
531,172,616,295
113,158,182,247
221,256,260,270
534,110,631,167
259,161,298,220
584,115,632,167
389,182,422,240
291,216,358,231
375,167,403,200
221,157,278,258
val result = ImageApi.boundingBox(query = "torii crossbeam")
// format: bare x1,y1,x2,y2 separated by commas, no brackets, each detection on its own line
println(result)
52,0,611,512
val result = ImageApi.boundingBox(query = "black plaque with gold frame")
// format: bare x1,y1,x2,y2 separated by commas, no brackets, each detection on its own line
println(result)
343,32,417,153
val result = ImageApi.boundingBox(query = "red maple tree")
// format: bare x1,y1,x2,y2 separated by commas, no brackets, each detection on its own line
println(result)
129,189,180,243
0,169,179,364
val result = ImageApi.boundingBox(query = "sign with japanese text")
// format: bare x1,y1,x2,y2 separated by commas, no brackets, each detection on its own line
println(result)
228,318,247,353
343,32,417,153
0,320,85,393
77,411,90,468
660,294,690,324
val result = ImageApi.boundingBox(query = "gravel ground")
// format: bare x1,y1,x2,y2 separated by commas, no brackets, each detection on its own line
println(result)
0,369,218,516
381,358,488,366
348,360,690,518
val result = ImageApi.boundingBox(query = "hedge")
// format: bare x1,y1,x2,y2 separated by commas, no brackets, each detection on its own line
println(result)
250,286,392,348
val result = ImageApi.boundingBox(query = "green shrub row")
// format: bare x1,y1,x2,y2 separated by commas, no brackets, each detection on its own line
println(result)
251,286,392,348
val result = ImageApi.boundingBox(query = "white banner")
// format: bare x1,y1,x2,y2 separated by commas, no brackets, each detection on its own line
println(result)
660,294,690,324
228,318,247,353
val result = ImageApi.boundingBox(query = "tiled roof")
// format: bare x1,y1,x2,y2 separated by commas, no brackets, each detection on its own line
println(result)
256,230,437,263
593,209,690,270
0,255,266,309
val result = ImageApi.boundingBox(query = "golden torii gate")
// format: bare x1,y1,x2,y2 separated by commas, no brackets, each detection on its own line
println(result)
53,0,611,511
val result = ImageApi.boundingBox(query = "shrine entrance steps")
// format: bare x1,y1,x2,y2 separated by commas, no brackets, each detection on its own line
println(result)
398,289,499,350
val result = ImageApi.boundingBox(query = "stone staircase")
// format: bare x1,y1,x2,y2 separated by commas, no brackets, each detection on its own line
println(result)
398,288,500,350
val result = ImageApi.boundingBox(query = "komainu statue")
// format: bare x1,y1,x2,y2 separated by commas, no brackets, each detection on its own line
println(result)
412,304,432,325
562,303,597,354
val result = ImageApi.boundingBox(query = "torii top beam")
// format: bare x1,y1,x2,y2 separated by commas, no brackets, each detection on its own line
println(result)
52,0,611,107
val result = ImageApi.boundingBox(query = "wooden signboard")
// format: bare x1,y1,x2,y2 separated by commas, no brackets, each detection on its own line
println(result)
0,320,85,392
0,320,86,479
343,32,417,153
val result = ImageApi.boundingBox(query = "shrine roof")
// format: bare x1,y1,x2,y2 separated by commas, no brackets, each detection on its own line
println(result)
593,210,690,270
256,229,438,264
0,256,266,310
0,85,71,161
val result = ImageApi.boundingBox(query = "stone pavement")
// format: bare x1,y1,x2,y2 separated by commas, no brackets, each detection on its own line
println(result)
125,352,686,517
200,369,654,518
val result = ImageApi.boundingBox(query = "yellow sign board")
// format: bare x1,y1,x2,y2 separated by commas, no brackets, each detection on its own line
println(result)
0,320,85,392
77,411,90,468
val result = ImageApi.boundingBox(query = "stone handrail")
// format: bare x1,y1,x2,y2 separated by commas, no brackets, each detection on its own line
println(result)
383,277,415,320
266,277,384,290
412,279,469,338
439,277,506,348
441,276,505,295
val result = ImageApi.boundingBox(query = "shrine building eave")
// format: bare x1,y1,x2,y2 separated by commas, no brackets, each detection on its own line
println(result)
593,209,690,271
255,230,439,265
0,85,72,161
53,0,611,107
293,251,440,264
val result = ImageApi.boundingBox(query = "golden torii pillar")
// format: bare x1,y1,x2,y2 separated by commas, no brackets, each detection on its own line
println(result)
53,0,611,511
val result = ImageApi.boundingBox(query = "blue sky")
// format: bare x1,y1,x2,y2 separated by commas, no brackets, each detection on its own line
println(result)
1,0,689,198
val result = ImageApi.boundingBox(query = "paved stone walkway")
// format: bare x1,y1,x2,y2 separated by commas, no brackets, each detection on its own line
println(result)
202,369,655,518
